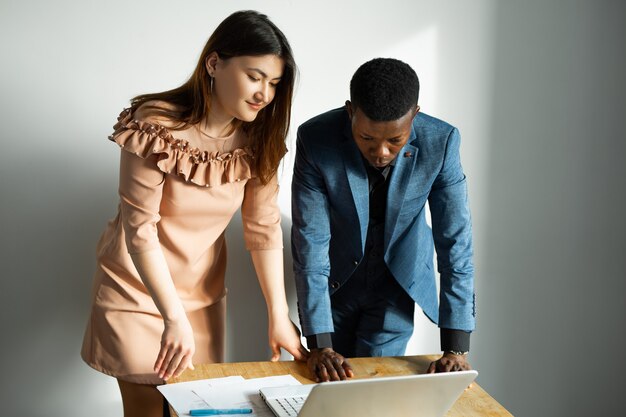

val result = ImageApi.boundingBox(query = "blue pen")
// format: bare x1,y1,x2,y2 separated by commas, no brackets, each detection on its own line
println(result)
189,408,253,416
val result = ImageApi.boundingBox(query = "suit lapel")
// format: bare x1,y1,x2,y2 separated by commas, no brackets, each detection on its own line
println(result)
385,140,419,253
341,123,369,252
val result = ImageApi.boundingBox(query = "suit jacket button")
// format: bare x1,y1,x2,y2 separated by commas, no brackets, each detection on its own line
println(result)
330,281,340,289
353,260,359,265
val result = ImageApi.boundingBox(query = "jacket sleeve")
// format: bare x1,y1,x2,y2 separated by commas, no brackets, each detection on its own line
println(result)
428,127,476,332
291,127,335,336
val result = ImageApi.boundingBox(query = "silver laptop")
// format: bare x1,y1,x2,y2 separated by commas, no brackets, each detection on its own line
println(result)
259,370,477,417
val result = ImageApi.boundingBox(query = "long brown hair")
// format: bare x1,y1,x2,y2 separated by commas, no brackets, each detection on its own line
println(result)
130,10,296,184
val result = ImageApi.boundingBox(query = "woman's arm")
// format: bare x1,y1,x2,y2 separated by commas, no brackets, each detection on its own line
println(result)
250,249,308,361
131,249,195,380
118,148,195,381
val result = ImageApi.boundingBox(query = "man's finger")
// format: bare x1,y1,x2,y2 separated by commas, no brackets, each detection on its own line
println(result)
323,357,341,381
308,360,320,382
338,357,353,378
317,363,330,382
331,356,348,380
427,361,437,374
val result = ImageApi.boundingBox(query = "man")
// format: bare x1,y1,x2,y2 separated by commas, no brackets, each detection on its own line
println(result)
291,58,476,382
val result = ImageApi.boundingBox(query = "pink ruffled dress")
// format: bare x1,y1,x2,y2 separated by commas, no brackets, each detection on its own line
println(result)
81,108,283,384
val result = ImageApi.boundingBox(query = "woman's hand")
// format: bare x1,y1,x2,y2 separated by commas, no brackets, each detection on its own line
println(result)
154,316,196,380
268,314,309,362
130,250,195,380
248,250,309,362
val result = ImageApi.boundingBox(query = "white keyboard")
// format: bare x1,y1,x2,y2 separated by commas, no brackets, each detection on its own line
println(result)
272,396,306,417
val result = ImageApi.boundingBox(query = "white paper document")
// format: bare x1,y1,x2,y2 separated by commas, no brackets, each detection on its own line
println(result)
158,374,301,417
158,376,245,415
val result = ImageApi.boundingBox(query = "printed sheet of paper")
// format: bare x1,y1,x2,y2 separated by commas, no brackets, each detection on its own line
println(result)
158,374,301,417
193,375,302,417
157,376,245,415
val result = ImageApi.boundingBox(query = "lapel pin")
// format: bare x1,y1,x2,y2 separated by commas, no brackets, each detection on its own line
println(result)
404,151,412,158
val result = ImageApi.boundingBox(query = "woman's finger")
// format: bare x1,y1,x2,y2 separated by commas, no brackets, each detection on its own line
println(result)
154,346,168,372
270,344,281,362
285,343,308,361
163,351,185,380
300,346,310,359
158,347,178,378
172,354,192,378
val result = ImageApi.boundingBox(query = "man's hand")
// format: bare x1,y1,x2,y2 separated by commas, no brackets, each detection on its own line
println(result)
427,352,473,389
307,348,354,382
427,352,472,373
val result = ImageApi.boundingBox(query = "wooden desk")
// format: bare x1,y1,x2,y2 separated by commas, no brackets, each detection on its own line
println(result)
169,355,512,417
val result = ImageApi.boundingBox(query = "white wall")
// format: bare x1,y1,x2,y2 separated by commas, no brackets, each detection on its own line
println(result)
1,1,624,416
472,1,626,415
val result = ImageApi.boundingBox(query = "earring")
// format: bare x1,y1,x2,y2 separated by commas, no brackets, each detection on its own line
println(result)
210,76,214,94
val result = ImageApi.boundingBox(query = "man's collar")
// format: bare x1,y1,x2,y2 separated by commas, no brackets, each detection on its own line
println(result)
362,156,395,181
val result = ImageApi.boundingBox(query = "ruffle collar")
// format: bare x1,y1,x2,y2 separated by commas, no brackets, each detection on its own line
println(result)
109,108,254,187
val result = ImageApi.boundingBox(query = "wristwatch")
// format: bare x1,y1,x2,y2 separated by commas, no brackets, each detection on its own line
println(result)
446,350,469,356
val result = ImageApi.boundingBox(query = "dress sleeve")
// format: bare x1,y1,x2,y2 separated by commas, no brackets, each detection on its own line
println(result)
241,174,283,251
118,150,166,254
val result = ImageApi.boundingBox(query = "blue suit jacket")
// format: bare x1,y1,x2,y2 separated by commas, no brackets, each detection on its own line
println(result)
291,107,476,337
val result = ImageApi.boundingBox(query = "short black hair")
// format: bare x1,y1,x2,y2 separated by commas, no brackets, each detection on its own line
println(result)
349,58,419,121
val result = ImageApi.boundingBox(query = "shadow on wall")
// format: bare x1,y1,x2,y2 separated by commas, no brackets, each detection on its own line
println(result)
0,150,122,415
472,1,626,416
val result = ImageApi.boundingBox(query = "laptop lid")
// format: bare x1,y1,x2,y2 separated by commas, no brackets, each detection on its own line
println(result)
261,370,477,417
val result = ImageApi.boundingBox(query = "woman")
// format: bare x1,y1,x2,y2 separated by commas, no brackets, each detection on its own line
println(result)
81,10,307,417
